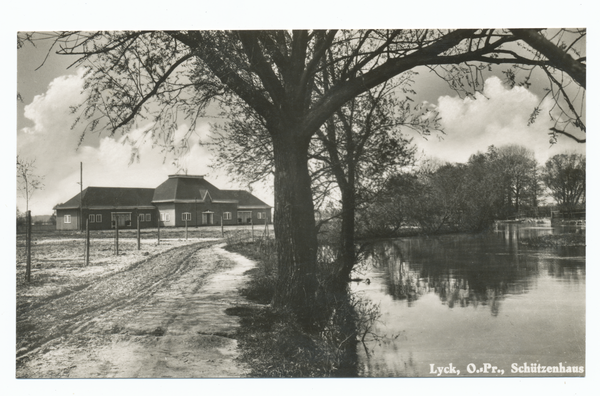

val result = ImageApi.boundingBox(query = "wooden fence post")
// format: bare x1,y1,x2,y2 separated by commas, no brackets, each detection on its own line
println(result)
185,218,188,240
115,217,119,255
137,216,141,250
251,216,254,242
85,219,90,266
264,217,268,239
221,216,224,238
26,210,31,283
157,211,161,245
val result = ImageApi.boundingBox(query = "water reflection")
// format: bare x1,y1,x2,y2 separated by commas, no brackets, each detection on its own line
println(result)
354,223,585,377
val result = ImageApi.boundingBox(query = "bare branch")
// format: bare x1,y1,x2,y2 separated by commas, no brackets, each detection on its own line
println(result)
509,29,586,88
549,127,586,143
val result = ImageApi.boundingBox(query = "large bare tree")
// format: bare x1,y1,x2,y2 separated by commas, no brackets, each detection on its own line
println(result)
20,29,585,323
211,80,422,287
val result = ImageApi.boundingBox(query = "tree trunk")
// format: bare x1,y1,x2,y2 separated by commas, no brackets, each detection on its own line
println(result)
271,132,319,326
337,176,356,285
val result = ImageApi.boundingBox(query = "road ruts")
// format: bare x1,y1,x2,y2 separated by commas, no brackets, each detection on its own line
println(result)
16,241,214,363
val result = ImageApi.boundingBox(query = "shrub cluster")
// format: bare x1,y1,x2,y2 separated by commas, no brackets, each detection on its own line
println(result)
225,239,378,377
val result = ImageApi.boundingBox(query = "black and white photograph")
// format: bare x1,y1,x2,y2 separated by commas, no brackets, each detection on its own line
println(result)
7,2,596,395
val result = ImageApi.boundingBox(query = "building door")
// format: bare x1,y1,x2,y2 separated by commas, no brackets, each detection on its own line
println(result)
238,211,252,224
202,212,214,225
111,212,131,228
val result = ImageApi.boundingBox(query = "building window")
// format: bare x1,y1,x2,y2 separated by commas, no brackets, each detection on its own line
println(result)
257,212,267,220
89,214,95,223
182,212,192,221
223,212,232,220
161,213,170,222
96,214,102,223
145,214,151,222
64,214,71,224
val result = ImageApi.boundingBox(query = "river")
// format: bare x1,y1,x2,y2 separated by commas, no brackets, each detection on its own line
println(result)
352,223,585,377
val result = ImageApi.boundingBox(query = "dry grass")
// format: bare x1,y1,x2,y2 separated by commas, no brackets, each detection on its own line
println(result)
16,226,268,309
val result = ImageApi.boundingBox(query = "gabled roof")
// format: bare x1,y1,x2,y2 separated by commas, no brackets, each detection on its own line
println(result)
221,190,271,208
55,187,156,210
152,175,271,208
152,175,222,202
54,175,271,210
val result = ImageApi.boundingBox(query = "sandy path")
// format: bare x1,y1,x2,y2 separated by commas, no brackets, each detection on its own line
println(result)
16,243,255,378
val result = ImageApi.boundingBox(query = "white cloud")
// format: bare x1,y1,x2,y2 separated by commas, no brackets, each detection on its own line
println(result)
413,76,585,165
21,68,85,137
16,71,258,214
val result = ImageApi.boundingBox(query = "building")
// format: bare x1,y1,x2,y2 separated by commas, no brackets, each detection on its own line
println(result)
54,175,272,230
152,175,272,227
54,187,157,231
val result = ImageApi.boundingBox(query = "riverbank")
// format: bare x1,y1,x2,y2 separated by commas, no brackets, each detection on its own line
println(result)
519,232,586,247
356,218,557,243
357,221,585,248
225,241,365,377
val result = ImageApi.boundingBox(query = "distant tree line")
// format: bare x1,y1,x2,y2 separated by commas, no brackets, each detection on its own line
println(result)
542,153,586,214
355,145,585,237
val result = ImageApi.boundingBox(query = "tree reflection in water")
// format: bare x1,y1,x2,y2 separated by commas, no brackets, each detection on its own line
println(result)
358,232,551,315
353,224,585,377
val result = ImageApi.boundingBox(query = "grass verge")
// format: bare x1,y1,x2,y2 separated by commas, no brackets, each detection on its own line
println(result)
225,240,362,377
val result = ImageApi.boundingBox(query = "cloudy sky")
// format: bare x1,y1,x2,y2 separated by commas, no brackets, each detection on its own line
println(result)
16,41,256,215
410,73,585,164
15,31,586,215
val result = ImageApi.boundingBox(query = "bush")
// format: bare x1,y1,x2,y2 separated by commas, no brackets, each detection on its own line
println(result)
225,238,379,377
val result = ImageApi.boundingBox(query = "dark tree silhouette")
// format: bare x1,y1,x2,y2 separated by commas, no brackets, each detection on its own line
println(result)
542,153,586,212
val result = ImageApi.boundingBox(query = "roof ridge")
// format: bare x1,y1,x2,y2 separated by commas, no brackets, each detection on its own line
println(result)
86,186,155,190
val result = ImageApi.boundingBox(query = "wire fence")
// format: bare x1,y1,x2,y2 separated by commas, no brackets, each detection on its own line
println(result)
16,221,275,284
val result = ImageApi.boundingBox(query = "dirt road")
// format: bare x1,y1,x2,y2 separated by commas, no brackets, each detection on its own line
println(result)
16,241,255,378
